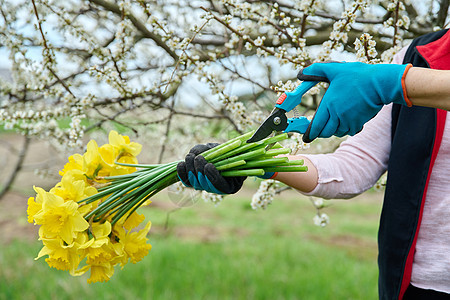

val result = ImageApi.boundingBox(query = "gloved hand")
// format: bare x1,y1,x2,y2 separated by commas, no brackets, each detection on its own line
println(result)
176,143,246,194
298,62,412,142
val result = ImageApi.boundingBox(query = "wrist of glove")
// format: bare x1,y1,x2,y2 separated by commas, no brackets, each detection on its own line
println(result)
298,61,412,142
176,143,246,195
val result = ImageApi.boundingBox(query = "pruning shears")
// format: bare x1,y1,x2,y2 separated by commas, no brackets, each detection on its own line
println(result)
247,78,323,143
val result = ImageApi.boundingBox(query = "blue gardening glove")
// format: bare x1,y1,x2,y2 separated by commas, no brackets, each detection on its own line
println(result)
176,143,246,194
299,62,412,143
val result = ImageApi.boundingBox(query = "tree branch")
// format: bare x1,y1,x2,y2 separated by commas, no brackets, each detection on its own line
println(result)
31,0,75,98
88,0,179,61
0,136,30,200
158,97,175,164
437,0,450,28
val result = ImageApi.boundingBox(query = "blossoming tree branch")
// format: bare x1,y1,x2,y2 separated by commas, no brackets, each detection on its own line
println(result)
0,0,438,202
0,0,447,282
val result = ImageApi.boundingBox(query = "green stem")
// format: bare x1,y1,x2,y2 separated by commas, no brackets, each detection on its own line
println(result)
108,187,153,224
110,173,178,225
232,157,289,169
276,160,304,166
260,133,289,146
263,166,308,173
114,162,167,168
270,142,283,149
215,160,246,171
201,131,255,159
210,142,265,163
214,148,266,168
209,133,289,163
203,140,241,161
96,165,176,216
221,169,265,177
86,168,156,201
81,161,179,204
264,148,291,157
101,171,147,180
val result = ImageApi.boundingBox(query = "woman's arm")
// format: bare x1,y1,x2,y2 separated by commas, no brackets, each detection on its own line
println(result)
271,104,393,198
275,155,318,193
406,67,450,110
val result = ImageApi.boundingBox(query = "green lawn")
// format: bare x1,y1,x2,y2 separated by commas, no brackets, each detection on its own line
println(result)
0,185,383,300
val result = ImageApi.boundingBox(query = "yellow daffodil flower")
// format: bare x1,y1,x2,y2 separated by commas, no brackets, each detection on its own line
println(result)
27,197,40,224
51,172,97,203
79,222,117,262
36,232,92,273
88,263,115,283
98,144,118,166
92,221,112,241
98,143,137,176
76,222,125,283
83,140,110,179
33,190,89,244
27,186,46,223
59,154,83,176
118,211,146,231
108,130,142,157
116,221,152,264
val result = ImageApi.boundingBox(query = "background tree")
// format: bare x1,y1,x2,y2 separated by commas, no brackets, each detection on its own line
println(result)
0,0,448,206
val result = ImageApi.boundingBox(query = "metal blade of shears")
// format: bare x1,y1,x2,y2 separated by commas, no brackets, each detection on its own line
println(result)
246,107,288,143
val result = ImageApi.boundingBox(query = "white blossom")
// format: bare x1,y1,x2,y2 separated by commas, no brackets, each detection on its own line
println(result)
251,180,279,210
355,33,379,63
202,191,224,206
313,213,330,227
253,36,265,46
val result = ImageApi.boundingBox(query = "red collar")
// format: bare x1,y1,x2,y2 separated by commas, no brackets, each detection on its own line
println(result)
416,29,450,70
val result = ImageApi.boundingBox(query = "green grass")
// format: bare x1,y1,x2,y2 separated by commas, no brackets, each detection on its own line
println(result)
0,186,382,300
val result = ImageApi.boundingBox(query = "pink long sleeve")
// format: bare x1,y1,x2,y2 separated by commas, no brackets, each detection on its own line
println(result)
302,103,392,199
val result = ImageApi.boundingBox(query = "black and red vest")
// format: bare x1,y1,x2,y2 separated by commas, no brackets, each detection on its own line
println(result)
378,29,450,299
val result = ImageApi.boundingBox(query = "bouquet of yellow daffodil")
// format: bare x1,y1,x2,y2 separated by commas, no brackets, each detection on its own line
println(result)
27,130,306,283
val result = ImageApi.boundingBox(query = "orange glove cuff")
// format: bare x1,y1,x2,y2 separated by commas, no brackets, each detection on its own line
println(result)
401,64,413,107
